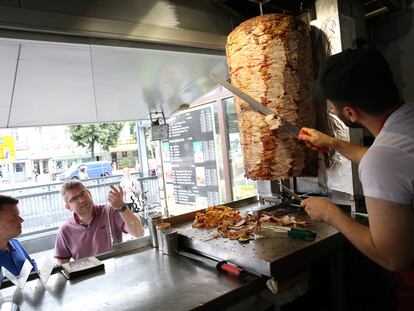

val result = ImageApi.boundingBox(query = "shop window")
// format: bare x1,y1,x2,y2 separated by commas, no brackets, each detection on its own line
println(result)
0,120,156,259
223,97,257,200
42,160,49,174
11,129,20,142
162,103,222,216
33,160,40,174
15,163,24,172
161,97,257,216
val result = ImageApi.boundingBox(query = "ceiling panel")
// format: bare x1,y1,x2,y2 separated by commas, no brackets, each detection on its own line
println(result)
162,58,229,115
0,40,19,127
91,45,226,121
10,41,96,127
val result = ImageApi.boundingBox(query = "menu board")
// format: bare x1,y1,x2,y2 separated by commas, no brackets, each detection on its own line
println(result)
162,106,220,209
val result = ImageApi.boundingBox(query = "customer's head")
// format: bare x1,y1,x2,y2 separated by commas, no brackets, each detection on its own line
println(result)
0,195,23,240
315,47,401,126
61,180,94,216
122,167,131,178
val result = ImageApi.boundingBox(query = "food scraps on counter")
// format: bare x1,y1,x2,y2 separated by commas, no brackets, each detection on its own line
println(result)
192,206,310,243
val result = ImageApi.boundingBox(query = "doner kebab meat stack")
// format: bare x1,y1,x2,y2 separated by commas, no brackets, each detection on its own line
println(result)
226,14,316,180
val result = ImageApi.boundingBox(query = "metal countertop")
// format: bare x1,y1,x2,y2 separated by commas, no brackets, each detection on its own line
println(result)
0,247,264,311
0,199,350,310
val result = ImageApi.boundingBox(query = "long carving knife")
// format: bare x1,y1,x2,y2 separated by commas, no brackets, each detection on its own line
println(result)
278,182,303,202
210,74,328,153
177,250,248,278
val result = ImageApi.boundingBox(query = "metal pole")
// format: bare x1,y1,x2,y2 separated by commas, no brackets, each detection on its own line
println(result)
136,120,149,177
156,141,169,217
216,99,233,203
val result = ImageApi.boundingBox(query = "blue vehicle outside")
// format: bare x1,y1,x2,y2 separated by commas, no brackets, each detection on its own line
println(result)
59,161,113,180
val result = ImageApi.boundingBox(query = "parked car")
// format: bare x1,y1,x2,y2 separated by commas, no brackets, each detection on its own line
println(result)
59,161,113,180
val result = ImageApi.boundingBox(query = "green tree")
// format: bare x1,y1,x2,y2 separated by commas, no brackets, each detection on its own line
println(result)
128,121,137,143
143,126,155,159
69,123,124,159
118,154,137,169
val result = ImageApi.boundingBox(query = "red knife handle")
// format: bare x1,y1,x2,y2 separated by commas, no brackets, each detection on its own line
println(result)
216,261,247,278
298,129,329,154
310,143,329,154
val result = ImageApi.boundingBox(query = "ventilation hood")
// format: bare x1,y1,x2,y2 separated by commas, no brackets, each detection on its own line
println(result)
0,1,232,128
0,37,227,128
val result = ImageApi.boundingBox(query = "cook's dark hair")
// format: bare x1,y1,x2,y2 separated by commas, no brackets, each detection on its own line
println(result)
315,47,401,115
0,195,18,212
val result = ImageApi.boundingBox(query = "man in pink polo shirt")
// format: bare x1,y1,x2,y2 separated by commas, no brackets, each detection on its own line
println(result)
54,180,145,264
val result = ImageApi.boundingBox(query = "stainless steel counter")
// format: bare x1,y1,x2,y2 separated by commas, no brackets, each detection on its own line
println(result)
0,247,265,311
0,199,349,310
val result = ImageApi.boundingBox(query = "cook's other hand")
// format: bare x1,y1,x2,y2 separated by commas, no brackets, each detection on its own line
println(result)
108,185,124,209
301,197,341,223
299,128,333,153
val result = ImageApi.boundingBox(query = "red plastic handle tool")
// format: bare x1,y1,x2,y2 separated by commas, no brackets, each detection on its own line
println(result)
298,129,329,154
216,261,248,278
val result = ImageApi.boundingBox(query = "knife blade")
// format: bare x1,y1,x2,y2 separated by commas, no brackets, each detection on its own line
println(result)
210,74,301,138
351,212,369,218
210,74,329,153
278,182,303,202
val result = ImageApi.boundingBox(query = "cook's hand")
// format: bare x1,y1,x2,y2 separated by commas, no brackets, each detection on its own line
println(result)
298,127,334,152
108,185,124,209
300,197,339,223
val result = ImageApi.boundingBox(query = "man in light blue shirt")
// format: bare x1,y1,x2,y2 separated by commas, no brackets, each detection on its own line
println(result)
0,195,37,277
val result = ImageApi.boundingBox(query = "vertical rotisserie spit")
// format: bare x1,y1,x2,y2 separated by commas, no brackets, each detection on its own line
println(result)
226,14,316,180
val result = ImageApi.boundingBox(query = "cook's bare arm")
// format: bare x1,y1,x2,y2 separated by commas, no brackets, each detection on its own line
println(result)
299,127,368,165
108,185,145,238
301,197,413,271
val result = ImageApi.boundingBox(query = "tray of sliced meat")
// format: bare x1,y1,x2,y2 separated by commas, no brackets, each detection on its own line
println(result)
170,200,342,278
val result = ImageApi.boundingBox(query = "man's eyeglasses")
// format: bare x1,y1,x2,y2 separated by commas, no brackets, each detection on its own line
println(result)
68,189,89,204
